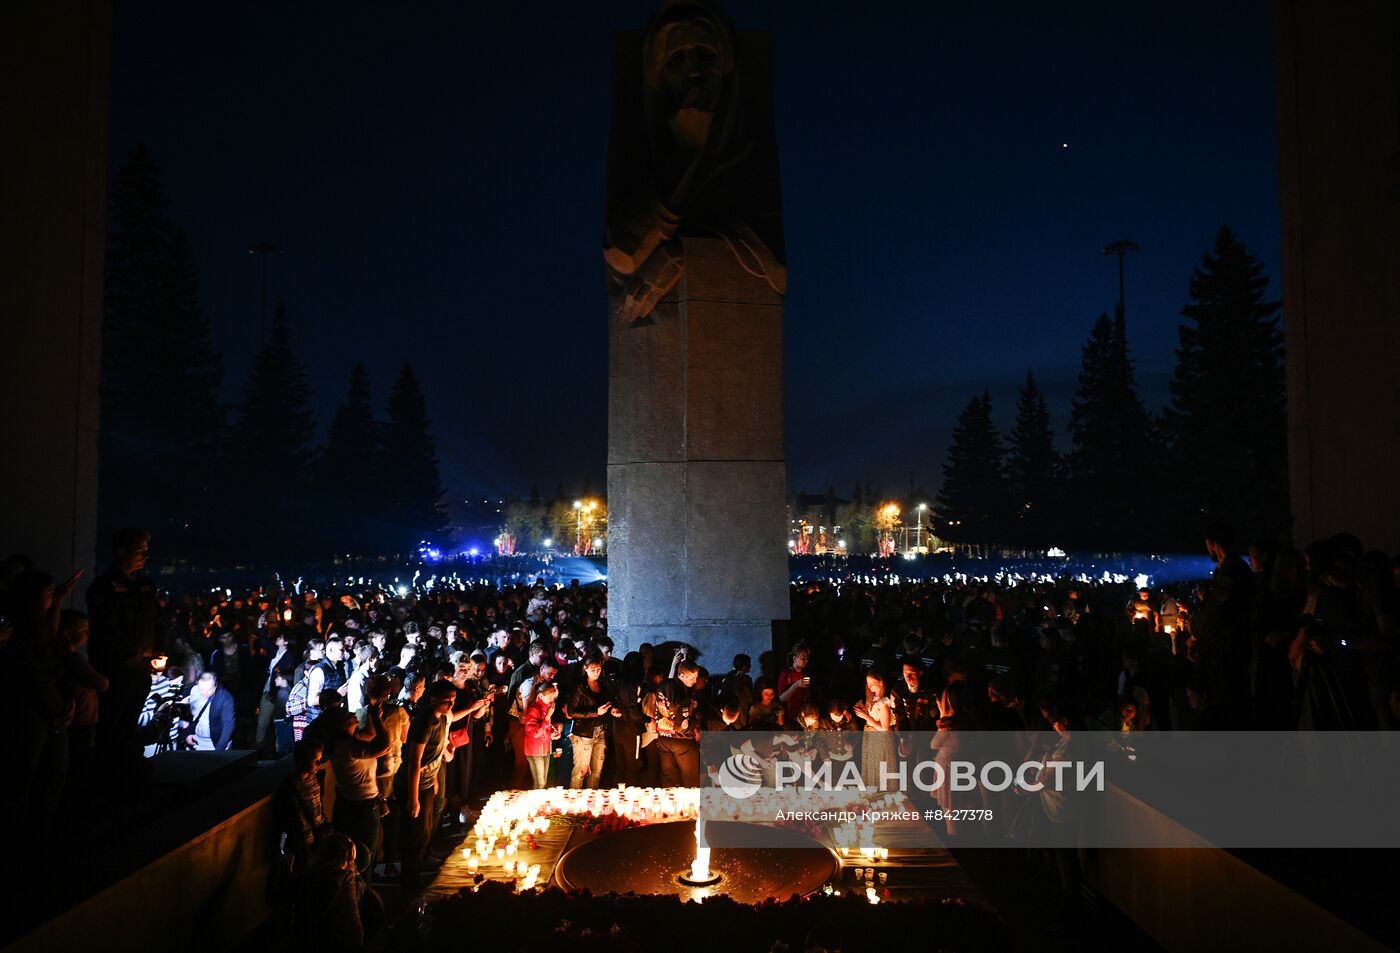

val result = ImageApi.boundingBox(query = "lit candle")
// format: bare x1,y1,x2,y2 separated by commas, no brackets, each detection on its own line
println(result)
496,847,505,860
467,856,479,873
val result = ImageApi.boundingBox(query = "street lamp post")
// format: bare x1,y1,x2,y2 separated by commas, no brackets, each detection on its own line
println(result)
1102,238,1140,328
247,240,281,346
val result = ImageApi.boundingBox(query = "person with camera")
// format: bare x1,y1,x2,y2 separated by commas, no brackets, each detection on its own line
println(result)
182,671,235,751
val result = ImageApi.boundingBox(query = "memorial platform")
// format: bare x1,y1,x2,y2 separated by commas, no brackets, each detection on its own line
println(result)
428,786,984,906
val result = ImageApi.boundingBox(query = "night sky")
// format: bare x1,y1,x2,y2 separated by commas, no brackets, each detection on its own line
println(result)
109,1,1280,510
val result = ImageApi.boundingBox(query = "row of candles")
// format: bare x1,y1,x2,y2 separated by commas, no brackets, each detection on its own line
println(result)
463,787,707,891
460,842,544,888
471,786,701,844
470,785,908,834
840,846,890,860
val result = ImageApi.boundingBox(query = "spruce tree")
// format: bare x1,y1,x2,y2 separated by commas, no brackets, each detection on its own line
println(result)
101,146,225,562
234,300,316,559
1066,312,1154,549
1164,226,1285,542
315,363,383,555
936,391,1008,544
1006,371,1059,548
381,362,448,547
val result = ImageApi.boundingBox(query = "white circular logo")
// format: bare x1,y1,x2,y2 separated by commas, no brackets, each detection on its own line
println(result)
716,752,762,799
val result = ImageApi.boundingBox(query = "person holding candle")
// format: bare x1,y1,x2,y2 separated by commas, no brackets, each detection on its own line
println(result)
523,681,562,788
564,654,621,788
826,699,856,765
777,642,814,723
747,679,785,729
854,671,895,789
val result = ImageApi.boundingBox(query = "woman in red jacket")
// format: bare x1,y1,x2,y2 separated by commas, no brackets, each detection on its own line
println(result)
777,642,813,723
522,682,561,788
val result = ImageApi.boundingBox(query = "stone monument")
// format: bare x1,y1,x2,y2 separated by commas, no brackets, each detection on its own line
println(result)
604,0,788,666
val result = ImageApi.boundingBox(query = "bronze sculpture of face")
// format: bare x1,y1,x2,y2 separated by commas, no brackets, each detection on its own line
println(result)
644,1,735,147
658,24,724,114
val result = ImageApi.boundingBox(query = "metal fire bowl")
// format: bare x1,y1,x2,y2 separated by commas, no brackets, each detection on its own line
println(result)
552,820,839,903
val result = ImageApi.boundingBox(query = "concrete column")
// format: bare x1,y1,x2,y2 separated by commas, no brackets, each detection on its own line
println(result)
0,1,110,590
608,235,789,668
1274,0,1400,552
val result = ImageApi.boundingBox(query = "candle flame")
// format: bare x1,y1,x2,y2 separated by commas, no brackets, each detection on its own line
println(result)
690,816,711,881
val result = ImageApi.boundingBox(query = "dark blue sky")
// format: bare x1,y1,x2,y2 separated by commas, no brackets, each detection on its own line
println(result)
109,0,1280,506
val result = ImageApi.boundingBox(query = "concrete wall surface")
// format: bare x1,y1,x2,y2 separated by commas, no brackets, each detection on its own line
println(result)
0,1,109,591
1275,0,1400,552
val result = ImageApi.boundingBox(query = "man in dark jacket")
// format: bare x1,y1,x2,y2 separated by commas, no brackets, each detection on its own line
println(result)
646,652,701,787
1196,520,1257,727
87,528,159,775
185,672,236,750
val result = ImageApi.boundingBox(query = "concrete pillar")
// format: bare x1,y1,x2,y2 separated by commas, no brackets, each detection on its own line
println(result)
605,13,789,670
608,235,789,667
0,2,110,589
1274,0,1400,552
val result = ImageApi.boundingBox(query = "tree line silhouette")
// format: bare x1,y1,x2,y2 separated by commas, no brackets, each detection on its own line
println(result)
935,226,1287,553
99,147,448,567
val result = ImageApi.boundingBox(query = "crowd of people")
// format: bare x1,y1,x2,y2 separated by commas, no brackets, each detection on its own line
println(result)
4,520,1398,945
